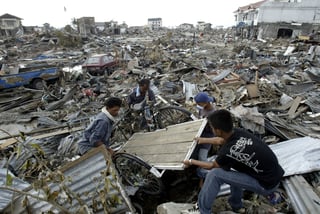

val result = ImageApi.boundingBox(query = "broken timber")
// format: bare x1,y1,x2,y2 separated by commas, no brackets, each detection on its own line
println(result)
0,125,84,150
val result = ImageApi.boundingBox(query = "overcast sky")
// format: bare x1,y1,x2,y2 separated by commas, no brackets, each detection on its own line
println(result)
2,0,257,28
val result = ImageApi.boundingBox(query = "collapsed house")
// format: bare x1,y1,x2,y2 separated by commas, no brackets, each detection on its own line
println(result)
234,0,320,40
0,13,23,37
259,0,320,39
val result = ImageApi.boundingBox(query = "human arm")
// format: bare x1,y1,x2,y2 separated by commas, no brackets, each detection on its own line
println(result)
148,89,156,103
107,148,114,156
183,158,220,170
127,92,134,106
194,136,225,145
95,143,114,156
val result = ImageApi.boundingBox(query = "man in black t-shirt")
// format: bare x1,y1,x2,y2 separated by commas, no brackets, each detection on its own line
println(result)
183,109,284,214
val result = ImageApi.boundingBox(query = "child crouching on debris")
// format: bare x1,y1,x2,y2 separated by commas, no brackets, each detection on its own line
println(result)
77,97,122,155
183,109,285,214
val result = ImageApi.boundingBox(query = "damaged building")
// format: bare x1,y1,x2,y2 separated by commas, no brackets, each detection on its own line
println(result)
77,18,128,37
77,17,96,37
259,0,320,39
148,18,162,30
234,0,320,40
0,13,23,37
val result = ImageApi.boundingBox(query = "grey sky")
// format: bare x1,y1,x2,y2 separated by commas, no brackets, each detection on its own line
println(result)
1,0,257,28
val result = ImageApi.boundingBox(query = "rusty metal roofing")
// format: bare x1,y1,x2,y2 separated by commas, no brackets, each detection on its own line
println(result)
2,147,135,213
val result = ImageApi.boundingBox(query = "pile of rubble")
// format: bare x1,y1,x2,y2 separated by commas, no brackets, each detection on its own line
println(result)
0,28,320,213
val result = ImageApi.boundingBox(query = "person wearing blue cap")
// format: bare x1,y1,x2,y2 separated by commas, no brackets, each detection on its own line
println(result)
192,92,217,187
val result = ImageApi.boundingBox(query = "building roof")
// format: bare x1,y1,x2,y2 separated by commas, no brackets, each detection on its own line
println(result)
0,13,22,20
234,0,267,13
148,18,162,21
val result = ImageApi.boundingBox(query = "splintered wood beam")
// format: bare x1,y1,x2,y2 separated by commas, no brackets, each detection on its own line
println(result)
0,126,84,150
288,96,302,118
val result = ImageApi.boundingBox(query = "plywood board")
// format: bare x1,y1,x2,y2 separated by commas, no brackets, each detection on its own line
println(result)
246,84,260,98
120,119,207,170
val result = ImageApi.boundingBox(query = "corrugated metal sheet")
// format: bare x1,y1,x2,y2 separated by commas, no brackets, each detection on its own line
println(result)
3,147,135,213
284,82,316,95
0,168,31,212
182,80,199,102
305,95,320,113
9,137,61,176
270,136,320,177
283,175,320,214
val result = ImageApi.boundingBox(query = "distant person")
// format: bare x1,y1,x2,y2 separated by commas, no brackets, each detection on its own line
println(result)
183,109,285,214
224,33,229,47
77,97,122,155
308,29,316,40
127,78,156,130
127,78,156,109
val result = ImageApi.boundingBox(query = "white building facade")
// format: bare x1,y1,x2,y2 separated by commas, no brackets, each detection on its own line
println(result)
148,18,162,30
258,0,320,38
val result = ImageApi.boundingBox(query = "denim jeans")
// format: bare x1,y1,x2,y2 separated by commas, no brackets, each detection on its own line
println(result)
198,147,210,161
198,168,279,214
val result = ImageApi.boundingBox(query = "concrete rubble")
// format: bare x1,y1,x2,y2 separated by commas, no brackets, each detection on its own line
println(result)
0,26,320,213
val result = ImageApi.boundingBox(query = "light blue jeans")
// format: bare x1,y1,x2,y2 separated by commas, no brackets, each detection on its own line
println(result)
198,168,279,214
198,148,210,162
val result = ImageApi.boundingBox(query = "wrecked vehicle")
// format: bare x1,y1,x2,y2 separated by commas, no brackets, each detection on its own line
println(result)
0,65,60,90
82,54,119,76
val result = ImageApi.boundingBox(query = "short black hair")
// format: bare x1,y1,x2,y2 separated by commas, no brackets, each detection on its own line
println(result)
104,97,122,108
208,109,233,132
138,78,150,87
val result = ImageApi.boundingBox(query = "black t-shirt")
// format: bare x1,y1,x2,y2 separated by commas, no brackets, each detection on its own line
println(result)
215,128,285,189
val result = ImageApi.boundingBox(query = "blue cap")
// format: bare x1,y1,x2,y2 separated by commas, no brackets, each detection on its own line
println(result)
194,92,215,103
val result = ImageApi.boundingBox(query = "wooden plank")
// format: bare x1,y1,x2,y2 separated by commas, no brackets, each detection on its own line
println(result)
0,138,19,150
276,100,293,111
246,84,260,98
288,96,302,118
120,119,207,170
141,153,188,164
129,120,202,140
216,81,243,88
290,106,309,120
32,126,84,139
255,70,259,85
123,141,192,155
0,126,84,150
0,122,82,141
124,131,197,147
